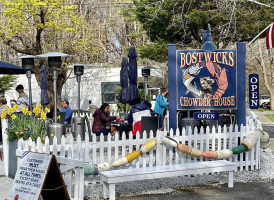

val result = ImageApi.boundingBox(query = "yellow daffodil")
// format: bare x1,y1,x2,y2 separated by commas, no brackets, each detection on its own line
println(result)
7,108,13,115
4,106,8,109
57,115,61,120
33,107,37,113
12,104,19,111
1,114,6,119
40,115,47,120
11,114,16,120
22,107,28,115
1,109,6,115
28,111,32,116
36,104,41,109
45,107,50,113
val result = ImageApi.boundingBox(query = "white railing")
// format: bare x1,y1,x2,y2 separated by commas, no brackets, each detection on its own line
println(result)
248,111,263,130
15,136,84,200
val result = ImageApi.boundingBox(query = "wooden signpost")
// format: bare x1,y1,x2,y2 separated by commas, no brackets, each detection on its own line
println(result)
8,152,70,200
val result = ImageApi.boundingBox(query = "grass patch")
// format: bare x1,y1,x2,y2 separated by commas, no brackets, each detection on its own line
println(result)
265,114,274,122
257,108,270,112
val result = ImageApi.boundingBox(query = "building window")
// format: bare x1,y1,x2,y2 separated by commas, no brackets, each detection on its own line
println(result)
101,82,120,104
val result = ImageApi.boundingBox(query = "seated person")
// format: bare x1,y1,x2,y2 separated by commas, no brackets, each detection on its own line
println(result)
127,100,150,136
92,103,120,136
60,100,72,124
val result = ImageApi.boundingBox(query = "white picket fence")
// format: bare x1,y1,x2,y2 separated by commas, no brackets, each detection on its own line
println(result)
16,122,260,181
83,124,260,172
15,136,85,200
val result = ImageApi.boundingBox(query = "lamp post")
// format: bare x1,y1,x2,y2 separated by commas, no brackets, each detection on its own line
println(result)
48,56,62,123
73,64,85,140
139,66,155,100
74,64,84,116
17,55,35,111
36,52,71,144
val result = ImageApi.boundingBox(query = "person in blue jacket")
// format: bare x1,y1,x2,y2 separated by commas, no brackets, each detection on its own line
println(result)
60,100,72,124
154,88,168,129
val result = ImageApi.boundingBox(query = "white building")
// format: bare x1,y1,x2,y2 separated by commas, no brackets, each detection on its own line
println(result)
3,64,163,111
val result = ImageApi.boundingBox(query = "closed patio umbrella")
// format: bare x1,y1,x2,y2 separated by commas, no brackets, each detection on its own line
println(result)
127,47,141,105
40,64,49,105
117,57,129,104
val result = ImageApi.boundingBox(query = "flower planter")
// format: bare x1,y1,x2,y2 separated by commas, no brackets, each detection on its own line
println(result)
8,139,18,178
1,119,8,176
1,105,48,177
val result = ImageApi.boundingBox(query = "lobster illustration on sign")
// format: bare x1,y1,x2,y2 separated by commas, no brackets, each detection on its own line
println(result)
205,61,228,100
182,61,228,100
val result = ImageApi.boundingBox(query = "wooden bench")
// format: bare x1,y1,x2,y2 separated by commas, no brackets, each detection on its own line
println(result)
100,160,237,200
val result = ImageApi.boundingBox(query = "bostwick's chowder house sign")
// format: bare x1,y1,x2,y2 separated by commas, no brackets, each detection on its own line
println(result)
177,50,237,110
168,42,246,130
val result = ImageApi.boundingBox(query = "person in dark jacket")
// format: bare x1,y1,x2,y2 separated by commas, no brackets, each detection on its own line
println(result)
127,101,149,125
92,103,120,136
118,100,149,138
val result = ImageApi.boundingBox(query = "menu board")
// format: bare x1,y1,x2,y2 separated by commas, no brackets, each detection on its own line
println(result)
8,152,69,200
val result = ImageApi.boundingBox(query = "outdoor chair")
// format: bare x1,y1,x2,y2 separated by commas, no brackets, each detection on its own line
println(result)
219,114,235,127
140,116,158,138
65,113,73,134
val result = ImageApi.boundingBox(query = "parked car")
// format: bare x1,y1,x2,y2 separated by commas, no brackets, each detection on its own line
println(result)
264,101,271,109
259,95,270,108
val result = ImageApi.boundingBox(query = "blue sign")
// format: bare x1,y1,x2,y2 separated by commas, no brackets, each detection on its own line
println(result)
249,74,259,109
194,112,220,120
176,49,237,110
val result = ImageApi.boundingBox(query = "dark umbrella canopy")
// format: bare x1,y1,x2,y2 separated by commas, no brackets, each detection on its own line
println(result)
0,60,26,74
117,57,129,104
40,65,49,105
127,47,141,105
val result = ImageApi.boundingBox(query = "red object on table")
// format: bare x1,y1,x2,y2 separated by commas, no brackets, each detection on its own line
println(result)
116,119,125,122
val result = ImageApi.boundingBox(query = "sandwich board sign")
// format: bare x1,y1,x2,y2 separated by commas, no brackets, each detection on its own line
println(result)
8,152,70,200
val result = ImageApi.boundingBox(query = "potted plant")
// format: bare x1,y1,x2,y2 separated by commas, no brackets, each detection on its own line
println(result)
1,104,49,178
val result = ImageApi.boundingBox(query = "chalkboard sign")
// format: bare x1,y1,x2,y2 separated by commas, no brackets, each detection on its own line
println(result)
8,152,69,200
